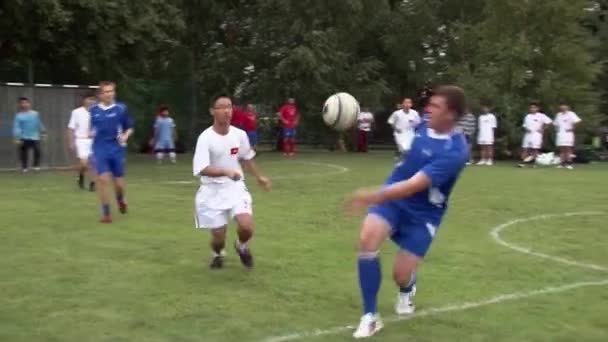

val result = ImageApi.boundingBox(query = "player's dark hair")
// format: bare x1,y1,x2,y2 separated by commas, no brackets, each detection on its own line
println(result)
17,96,29,102
434,85,466,118
209,93,232,108
529,101,539,107
559,100,568,106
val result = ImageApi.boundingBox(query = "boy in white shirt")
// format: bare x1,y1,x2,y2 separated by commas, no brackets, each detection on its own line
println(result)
519,102,552,167
476,105,497,166
554,102,581,169
387,97,421,156
66,95,97,191
193,94,271,269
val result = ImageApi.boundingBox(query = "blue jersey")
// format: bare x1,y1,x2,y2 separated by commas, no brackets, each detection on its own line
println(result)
154,116,175,142
384,124,468,223
13,111,44,140
90,102,132,147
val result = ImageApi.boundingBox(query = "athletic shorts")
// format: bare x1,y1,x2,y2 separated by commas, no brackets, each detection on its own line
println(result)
367,202,439,258
394,132,414,153
282,128,296,138
194,182,252,229
92,144,125,177
75,138,92,160
246,130,258,146
154,139,175,152
477,134,494,145
522,132,543,149
556,132,575,147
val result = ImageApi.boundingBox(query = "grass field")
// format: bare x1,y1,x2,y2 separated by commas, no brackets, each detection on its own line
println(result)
1,151,607,342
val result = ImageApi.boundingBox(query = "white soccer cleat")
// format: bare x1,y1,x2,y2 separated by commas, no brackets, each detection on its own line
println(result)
353,313,383,339
475,160,486,166
566,165,574,170
395,286,416,315
486,160,493,166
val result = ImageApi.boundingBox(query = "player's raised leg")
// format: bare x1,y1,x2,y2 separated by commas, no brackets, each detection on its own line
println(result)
353,214,391,338
234,213,254,268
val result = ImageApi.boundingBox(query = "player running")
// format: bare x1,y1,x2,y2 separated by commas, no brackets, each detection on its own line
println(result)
554,102,581,169
90,81,133,223
193,94,271,269
153,106,177,164
519,102,552,167
476,105,497,166
276,98,298,157
344,85,468,339
67,95,97,190
387,97,421,157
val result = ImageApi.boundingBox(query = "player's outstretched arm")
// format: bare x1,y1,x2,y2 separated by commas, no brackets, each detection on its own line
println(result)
239,159,271,191
343,172,430,216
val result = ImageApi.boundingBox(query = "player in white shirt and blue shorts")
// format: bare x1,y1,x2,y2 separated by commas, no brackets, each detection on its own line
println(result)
554,102,582,169
387,97,421,157
67,95,97,191
476,105,497,166
519,102,552,167
192,94,271,269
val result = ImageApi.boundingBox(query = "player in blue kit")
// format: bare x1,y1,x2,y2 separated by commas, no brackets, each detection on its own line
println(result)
90,81,133,223
344,86,468,338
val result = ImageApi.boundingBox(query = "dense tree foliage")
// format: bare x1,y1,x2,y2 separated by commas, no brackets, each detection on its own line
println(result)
1,0,606,150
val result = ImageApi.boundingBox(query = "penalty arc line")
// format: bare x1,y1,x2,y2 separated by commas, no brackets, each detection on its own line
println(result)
262,211,608,342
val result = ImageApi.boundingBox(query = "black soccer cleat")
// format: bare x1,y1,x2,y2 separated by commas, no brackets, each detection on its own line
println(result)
118,202,128,214
234,242,254,269
88,181,96,192
209,255,224,269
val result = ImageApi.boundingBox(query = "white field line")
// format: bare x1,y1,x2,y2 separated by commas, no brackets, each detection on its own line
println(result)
262,211,608,342
3,161,350,192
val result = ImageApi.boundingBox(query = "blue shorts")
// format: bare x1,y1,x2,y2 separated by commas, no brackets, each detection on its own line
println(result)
246,130,258,146
92,144,125,177
154,139,175,152
282,128,296,138
367,202,438,257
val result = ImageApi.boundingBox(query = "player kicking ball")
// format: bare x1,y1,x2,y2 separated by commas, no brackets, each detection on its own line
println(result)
193,94,271,269
344,86,468,339
90,81,133,223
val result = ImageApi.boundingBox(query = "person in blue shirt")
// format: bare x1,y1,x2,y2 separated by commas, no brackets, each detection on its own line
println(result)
344,85,468,338
90,81,133,223
12,97,46,172
153,106,177,164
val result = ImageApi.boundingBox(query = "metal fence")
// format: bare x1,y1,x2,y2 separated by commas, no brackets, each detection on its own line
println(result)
0,83,97,169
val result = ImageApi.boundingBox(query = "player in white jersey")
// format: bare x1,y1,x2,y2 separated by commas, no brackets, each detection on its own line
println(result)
193,94,271,269
387,97,420,156
476,105,497,166
67,95,96,191
553,102,581,169
519,102,552,167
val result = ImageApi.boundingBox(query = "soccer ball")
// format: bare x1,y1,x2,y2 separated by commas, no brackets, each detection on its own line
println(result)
322,92,360,131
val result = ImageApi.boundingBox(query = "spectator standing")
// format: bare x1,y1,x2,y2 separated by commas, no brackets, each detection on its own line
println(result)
12,97,46,172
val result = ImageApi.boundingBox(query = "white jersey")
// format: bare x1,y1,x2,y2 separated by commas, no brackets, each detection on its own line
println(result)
523,112,552,133
553,111,581,134
67,107,91,139
357,112,374,131
387,109,420,133
192,125,255,185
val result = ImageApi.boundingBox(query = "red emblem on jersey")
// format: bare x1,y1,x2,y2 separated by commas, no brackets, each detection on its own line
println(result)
230,147,239,155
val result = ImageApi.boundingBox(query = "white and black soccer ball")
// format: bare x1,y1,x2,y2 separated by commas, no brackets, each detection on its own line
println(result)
322,92,360,131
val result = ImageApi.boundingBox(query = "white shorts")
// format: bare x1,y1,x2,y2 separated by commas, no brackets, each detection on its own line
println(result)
477,134,494,145
522,132,543,149
394,132,414,152
556,132,575,147
75,138,92,160
193,182,252,229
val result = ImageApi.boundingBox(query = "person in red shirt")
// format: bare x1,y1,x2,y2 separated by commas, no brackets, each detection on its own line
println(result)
276,97,299,156
241,104,258,149
231,105,245,129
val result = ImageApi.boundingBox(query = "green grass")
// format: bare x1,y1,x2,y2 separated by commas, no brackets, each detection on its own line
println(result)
1,152,607,342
